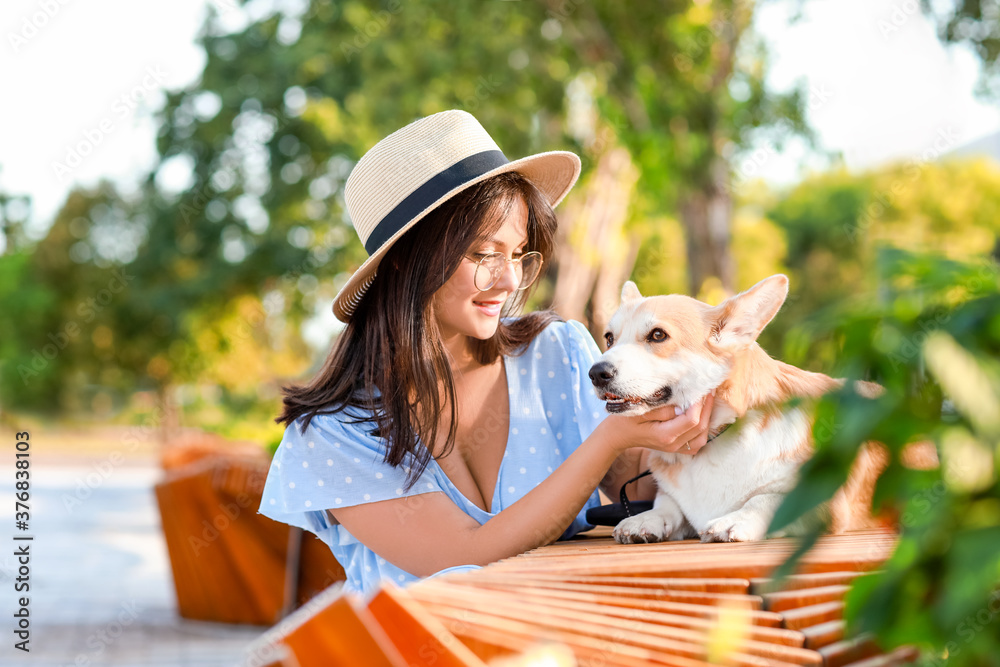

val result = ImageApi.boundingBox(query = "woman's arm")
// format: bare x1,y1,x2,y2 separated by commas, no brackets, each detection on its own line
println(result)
599,446,658,502
598,394,714,502
329,398,712,577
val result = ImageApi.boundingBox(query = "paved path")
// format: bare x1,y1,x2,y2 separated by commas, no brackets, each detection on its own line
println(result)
0,462,262,666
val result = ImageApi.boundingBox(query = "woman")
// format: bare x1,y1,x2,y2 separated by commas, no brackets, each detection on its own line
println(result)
259,110,713,596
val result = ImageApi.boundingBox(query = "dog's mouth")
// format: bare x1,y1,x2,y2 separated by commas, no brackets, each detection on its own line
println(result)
601,386,673,413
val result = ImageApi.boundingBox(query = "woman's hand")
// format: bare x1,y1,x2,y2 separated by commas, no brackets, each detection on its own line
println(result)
600,392,715,456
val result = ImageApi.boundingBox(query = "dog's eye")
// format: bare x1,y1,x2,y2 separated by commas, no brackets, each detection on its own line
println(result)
648,328,669,343
604,332,614,348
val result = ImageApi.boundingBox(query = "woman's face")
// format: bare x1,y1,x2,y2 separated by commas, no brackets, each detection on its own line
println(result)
432,196,530,355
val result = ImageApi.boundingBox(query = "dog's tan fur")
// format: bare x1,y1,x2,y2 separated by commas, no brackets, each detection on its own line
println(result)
593,275,909,543
714,329,890,533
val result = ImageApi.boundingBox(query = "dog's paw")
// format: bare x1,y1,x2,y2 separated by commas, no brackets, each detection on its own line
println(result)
613,511,675,544
699,515,765,543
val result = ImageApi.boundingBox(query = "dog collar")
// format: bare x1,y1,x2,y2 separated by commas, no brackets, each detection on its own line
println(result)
616,419,736,519
706,421,734,443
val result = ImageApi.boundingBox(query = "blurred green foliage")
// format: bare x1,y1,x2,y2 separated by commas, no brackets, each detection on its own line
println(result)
1,0,807,426
0,250,61,407
769,248,1000,665
0,185,145,413
0,0,997,659
757,158,1000,371
922,0,1000,102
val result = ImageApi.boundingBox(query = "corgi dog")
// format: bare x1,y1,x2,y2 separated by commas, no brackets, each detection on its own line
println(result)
590,274,886,544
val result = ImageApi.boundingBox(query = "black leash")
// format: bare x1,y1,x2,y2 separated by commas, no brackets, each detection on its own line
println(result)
618,424,732,517
619,469,653,518
618,421,733,516
586,421,736,526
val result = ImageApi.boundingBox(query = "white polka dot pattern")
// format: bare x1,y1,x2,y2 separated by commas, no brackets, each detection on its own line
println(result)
257,320,608,597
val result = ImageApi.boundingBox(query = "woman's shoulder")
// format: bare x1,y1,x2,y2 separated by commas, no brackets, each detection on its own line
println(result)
521,318,598,354
282,408,381,455
500,319,602,385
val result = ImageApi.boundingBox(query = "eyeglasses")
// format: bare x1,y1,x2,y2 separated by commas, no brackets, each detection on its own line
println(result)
468,251,543,292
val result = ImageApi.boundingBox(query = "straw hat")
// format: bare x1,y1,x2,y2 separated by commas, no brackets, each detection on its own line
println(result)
332,109,581,322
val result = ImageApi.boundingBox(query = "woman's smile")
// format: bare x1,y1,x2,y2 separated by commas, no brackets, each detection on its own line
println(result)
472,298,505,317
433,196,530,359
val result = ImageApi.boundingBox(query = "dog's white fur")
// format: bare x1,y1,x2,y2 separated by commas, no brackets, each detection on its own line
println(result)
593,275,883,544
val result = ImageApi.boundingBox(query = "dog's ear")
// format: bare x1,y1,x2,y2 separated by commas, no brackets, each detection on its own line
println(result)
709,274,789,349
621,281,642,304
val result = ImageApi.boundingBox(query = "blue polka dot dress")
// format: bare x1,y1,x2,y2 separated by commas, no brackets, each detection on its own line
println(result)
258,320,609,597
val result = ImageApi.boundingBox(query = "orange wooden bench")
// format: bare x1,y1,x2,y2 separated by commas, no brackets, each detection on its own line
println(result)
246,528,918,666
155,455,346,625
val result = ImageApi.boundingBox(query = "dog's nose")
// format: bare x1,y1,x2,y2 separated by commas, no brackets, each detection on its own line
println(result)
589,361,617,388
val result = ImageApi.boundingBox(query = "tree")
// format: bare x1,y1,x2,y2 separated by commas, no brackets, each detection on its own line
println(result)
0,184,136,414
134,0,807,370
921,0,1000,101
555,0,811,297
0,181,30,255
758,157,1000,369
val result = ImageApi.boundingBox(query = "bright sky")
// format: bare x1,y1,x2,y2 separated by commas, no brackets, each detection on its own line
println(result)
754,0,1000,181
2,0,998,241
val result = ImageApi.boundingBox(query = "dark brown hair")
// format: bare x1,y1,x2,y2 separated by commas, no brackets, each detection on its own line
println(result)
276,171,562,490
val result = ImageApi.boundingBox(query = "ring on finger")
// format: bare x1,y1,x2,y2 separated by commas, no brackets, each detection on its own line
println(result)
683,443,691,451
